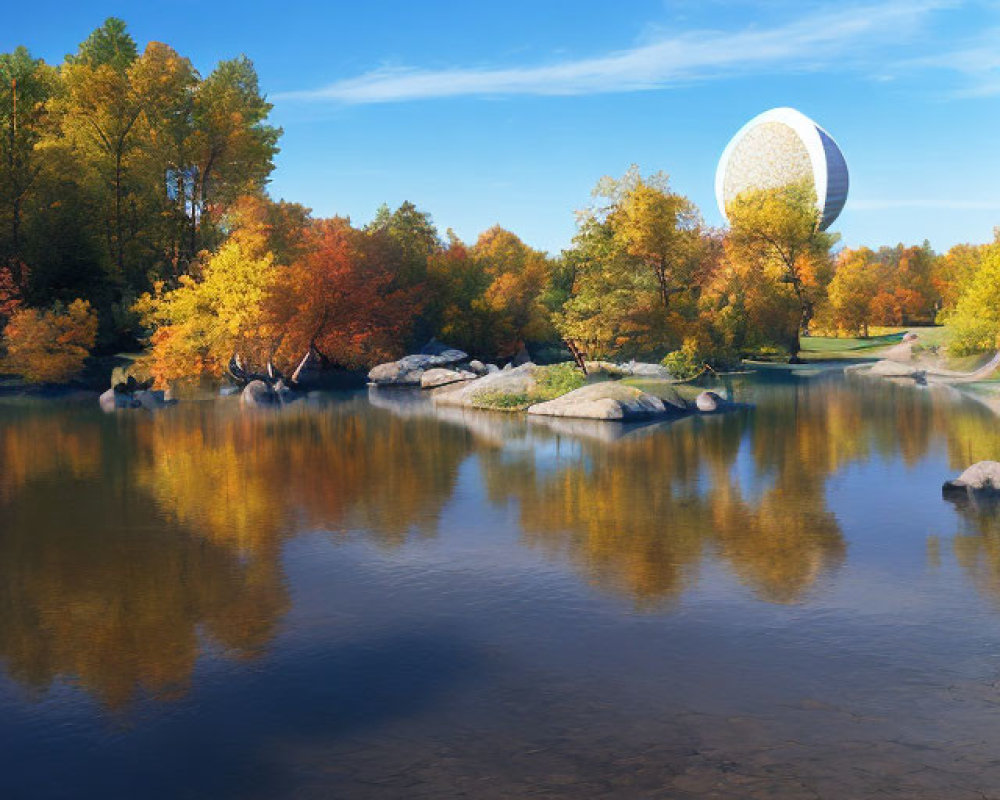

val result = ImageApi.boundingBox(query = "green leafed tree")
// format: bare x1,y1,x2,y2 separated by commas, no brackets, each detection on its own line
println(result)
0,47,57,278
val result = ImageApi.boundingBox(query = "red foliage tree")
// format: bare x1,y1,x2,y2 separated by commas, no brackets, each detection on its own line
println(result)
0,260,28,322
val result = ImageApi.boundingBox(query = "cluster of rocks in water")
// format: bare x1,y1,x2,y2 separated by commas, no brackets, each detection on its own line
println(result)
367,345,735,422
99,374,175,413
98,340,735,421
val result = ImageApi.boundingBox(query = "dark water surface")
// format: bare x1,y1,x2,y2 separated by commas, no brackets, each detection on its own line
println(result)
3,371,1000,799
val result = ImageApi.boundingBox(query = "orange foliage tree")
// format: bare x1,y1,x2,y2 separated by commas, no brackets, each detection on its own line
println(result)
3,299,98,382
427,226,555,358
269,217,423,370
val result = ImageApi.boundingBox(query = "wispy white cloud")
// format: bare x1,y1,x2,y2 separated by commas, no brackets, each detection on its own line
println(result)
276,1,955,105
902,27,1000,96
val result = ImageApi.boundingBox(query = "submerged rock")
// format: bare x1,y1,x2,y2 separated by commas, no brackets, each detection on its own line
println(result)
943,461,1000,497
527,382,671,421
420,368,477,389
99,385,174,412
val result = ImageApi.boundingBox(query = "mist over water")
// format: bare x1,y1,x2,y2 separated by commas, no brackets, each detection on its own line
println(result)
3,372,1000,798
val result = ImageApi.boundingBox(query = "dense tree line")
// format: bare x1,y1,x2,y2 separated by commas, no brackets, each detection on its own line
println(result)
1,19,999,385
0,19,279,355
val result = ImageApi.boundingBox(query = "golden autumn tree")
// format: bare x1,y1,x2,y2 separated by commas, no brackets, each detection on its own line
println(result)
134,232,278,384
471,226,555,356
3,299,97,382
934,243,983,313
424,226,556,359
941,235,1000,355
723,180,836,358
826,247,879,336
555,167,710,362
606,168,705,313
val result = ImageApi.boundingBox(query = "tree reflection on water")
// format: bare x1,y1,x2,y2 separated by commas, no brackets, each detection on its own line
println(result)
1,373,1000,707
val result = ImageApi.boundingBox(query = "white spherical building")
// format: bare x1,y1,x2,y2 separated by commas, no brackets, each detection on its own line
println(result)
715,107,848,231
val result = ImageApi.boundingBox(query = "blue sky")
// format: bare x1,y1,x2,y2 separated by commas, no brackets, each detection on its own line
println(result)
5,0,1000,254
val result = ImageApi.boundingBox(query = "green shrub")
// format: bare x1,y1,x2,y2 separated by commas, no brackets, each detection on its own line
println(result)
660,339,704,380
532,362,586,401
471,391,531,411
470,362,585,411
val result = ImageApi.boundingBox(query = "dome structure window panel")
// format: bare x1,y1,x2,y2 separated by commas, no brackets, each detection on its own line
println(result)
715,107,849,231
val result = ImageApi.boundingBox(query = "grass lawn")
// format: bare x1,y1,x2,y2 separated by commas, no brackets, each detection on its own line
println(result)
798,326,950,362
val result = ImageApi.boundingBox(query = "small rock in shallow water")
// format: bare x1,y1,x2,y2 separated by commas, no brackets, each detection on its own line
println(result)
695,391,724,412
943,461,1000,497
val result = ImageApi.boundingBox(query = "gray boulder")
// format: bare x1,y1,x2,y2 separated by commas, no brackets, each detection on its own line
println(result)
368,359,425,386
432,348,468,366
420,368,477,389
368,348,470,386
241,379,277,407
527,382,667,421
467,359,487,375
433,363,539,408
943,461,1000,497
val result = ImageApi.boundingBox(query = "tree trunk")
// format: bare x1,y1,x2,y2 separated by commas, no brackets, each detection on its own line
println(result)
115,148,124,276
654,262,670,311
565,338,588,375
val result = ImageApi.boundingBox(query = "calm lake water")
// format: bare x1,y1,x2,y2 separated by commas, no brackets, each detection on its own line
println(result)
3,370,1000,799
